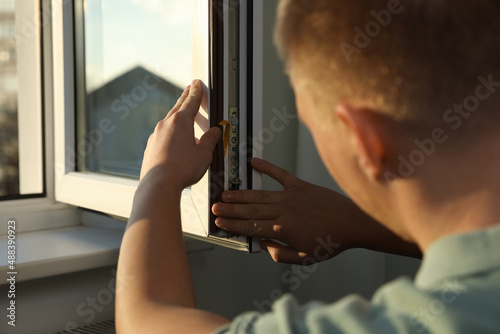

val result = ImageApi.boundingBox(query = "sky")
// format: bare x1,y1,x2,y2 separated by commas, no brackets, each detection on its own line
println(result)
85,0,194,91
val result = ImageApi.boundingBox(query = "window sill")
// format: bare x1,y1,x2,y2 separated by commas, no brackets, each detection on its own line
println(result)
0,225,213,283
0,226,123,283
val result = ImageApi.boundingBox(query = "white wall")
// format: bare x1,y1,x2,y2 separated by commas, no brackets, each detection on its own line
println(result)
0,266,118,334
260,0,299,183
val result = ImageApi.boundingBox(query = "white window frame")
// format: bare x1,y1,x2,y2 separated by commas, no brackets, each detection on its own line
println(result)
0,0,80,236
53,0,218,239
52,0,263,251
16,0,43,195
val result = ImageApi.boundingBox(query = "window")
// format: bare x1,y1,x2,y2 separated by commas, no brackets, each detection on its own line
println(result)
0,0,44,200
54,0,262,251
0,0,80,236
75,0,191,179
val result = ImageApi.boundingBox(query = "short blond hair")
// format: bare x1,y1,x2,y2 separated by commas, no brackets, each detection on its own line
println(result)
275,0,500,133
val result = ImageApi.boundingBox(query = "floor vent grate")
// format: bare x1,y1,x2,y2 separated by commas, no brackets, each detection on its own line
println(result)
55,319,116,334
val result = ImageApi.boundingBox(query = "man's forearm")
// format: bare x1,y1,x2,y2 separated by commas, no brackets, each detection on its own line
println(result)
121,178,193,303
341,195,422,259
116,173,229,334
116,176,194,332
115,80,229,333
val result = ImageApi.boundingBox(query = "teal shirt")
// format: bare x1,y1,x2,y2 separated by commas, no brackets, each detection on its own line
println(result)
214,225,500,333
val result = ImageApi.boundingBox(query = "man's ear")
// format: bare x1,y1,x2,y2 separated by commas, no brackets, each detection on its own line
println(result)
335,104,387,181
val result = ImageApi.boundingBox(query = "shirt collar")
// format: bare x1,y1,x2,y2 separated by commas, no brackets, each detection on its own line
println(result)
415,224,500,288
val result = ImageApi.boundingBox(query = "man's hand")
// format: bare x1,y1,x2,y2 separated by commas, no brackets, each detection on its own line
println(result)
139,79,221,192
212,158,353,264
212,159,422,265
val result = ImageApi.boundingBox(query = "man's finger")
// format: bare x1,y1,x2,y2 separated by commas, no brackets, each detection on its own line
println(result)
166,85,190,119
179,79,203,118
261,240,308,264
212,202,278,220
199,127,222,155
214,218,281,239
251,158,298,188
221,190,282,204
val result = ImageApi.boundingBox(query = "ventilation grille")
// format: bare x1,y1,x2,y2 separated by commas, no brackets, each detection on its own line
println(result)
55,320,115,334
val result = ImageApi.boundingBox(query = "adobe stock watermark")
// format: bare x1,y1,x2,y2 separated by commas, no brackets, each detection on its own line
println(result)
168,103,297,243
60,73,163,173
384,74,500,186
404,279,468,334
12,0,70,47
340,0,408,64
243,106,297,157
252,235,341,314
213,105,296,197
58,269,134,334
185,105,297,226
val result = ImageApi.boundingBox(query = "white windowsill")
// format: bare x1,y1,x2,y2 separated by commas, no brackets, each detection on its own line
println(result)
0,226,123,283
0,225,213,283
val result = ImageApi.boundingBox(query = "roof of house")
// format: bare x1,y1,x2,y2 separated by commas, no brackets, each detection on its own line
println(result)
87,65,183,103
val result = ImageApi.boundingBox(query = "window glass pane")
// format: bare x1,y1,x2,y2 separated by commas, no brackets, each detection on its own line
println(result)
77,0,192,179
0,0,19,197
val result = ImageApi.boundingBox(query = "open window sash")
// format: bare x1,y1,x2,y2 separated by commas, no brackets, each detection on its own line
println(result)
53,0,260,252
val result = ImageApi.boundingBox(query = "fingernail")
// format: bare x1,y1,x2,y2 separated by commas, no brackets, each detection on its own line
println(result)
191,79,199,86
215,218,226,228
215,204,224,213
222,191,234,201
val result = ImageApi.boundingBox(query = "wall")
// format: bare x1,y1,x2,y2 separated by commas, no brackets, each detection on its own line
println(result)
0,266,118,334
260,0,299,183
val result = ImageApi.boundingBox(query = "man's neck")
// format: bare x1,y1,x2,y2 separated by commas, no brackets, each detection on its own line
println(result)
398,182,500,253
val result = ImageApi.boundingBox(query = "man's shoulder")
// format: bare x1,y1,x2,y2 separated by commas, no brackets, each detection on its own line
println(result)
214,273,500,334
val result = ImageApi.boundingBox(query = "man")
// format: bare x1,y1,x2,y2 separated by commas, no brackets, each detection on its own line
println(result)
116,0,500,333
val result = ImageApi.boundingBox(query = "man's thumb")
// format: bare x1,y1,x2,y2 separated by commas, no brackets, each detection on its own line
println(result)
199,127,222,153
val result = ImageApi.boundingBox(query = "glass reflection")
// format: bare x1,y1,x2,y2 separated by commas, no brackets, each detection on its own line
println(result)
79,0,192,178
0,0,19,197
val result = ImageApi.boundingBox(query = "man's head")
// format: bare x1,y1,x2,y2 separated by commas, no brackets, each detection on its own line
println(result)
276,0,500,127
275,0,500,246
